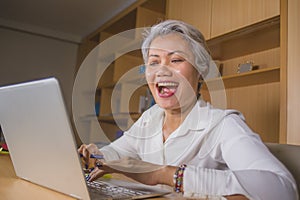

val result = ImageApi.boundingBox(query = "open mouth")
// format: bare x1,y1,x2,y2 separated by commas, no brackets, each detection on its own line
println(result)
156,81,179,98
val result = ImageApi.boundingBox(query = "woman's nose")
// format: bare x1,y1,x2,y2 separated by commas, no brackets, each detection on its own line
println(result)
155,64,172,77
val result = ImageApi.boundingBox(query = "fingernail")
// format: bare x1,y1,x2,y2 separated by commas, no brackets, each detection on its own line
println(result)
96,163,103,168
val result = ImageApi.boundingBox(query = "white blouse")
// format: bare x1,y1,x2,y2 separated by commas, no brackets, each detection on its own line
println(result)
101,100,298,199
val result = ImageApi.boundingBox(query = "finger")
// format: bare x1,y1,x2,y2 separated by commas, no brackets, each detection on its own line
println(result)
86,143,98,154
88,168,106,182
77,144,86,155
83,168,91,173
80,145,91,169
78,144,87,168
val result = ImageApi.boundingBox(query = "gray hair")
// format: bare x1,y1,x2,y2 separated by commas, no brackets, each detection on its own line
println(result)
141,20,212,77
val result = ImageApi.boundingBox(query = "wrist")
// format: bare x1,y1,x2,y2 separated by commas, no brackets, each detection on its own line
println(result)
157,165,177,186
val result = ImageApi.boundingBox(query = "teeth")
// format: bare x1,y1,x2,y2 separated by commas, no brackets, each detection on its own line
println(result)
157,82,178,87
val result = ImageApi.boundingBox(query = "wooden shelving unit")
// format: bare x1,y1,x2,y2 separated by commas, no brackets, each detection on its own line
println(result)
76,0,300,144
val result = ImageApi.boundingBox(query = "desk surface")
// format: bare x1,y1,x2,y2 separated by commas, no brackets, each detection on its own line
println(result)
0,154,76,200
0,154,247,200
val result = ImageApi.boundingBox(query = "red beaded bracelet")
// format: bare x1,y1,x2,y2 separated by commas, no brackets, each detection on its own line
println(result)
173,164,187,193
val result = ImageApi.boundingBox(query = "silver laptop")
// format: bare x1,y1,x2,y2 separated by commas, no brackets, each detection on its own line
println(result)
0,77,170,200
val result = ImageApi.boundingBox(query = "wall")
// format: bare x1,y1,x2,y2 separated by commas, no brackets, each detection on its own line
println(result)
0,27,78,113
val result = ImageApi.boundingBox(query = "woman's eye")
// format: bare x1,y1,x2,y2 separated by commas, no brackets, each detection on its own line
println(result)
148,61,159,66
171,59,184,63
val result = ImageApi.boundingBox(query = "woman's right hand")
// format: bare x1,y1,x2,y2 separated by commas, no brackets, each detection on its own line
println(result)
78,143,102,170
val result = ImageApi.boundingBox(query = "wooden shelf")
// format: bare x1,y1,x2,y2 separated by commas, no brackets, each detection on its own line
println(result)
202,67,280,90
208,16,280,60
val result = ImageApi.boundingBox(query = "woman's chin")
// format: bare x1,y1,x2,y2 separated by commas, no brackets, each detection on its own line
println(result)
155,97,180,110
154,94,197,112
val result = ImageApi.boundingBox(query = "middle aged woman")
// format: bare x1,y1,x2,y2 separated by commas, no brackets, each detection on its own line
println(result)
79,20,298,199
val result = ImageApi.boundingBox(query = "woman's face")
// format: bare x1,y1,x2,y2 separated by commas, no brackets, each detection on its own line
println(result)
145,33,200,111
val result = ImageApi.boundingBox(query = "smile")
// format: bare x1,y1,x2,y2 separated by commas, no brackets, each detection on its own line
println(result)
156,81,179,98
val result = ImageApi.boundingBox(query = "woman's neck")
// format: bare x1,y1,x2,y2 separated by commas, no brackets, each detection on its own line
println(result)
162,100,197,142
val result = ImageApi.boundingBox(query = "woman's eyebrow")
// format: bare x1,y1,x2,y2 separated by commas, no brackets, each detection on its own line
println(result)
148,54,160,58
148,50,189,59
168,50,187,56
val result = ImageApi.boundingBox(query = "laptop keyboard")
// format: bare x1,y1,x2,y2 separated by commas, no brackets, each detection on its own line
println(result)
87,180,152,200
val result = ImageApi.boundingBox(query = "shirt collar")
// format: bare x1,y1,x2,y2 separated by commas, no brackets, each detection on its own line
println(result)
165,100,211,140
134,100,211,139
179,99,211,132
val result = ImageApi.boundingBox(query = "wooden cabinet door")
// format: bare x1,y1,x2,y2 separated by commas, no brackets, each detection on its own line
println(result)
211,0,280,37
166,0,212,39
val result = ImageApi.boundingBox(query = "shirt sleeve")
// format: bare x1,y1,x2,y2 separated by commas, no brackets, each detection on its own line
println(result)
183,114,298,199
100,105,162,161
100,131,141,161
